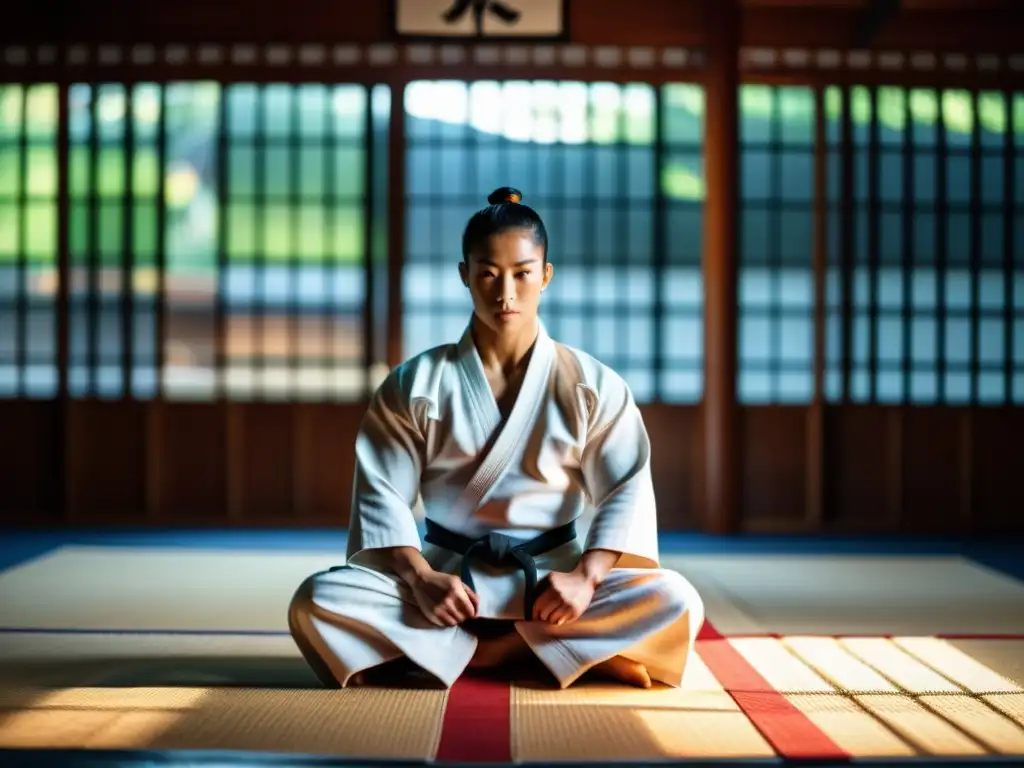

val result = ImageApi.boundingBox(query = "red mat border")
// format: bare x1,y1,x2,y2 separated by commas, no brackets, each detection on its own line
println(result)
435,619,857,763
435,674,512,763
697,636,848,760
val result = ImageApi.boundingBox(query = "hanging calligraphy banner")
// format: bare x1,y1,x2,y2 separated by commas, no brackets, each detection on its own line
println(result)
393,0,569,40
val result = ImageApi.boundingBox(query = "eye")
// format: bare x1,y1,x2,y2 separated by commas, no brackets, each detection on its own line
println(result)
515,271,531,278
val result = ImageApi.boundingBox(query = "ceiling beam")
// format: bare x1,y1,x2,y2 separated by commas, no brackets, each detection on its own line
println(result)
854,0,902,47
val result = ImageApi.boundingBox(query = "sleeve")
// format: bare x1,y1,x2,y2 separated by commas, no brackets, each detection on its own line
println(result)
345,368,426,566
578,372,660,569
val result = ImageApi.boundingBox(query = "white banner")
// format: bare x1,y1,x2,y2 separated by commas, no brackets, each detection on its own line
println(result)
394,0,566,38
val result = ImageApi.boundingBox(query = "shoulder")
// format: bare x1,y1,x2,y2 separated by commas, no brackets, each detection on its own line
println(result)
552,342,635,407
371,342,457,412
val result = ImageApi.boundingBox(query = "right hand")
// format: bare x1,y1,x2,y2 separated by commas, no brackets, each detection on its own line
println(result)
410,569,479,627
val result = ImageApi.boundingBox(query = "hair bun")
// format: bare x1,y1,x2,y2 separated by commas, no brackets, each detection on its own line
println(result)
487,186,523,205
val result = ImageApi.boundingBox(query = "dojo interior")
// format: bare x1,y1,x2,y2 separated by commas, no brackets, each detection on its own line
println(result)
2,0,1024,765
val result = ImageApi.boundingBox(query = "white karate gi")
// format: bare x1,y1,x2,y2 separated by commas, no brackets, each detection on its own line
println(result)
289,323,704,688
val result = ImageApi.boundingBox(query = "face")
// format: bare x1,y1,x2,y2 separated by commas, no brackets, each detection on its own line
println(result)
459,229,553,334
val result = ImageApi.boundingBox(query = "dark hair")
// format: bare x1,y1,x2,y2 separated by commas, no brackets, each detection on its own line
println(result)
461,186,548,263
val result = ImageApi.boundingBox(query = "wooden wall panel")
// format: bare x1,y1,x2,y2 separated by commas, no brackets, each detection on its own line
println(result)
972,409,1024,534
0,401,60,521
293,404,364,523
67,401,147,522
228,403,297,520
740,407,807,526
900,408,964,533
2,401,1023,534
156,403,228,522
627,405,704,531
823,407,894,528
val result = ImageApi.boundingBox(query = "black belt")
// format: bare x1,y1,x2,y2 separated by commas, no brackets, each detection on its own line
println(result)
423,519,577,619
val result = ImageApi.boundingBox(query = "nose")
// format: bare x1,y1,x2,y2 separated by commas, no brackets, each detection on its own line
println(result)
497,274,516,304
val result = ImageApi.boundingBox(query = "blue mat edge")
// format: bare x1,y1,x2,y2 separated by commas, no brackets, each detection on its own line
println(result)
1,747,1021,767
1,529,1022,583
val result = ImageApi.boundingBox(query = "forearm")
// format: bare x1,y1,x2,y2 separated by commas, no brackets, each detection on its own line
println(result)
574,548,620,587
383,546,434,586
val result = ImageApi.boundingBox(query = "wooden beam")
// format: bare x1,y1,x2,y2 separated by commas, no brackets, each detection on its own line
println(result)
2,1,1020,52
701,0,740,534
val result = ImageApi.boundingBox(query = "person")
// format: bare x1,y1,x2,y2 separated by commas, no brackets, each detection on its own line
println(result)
288,187,704,690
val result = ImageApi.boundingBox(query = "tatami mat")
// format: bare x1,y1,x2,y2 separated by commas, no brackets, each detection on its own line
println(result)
0,546,338,632
663,553,1024,636
2,634,1022,761
2,545,1024,763
0,683,448,757
512,654,776,761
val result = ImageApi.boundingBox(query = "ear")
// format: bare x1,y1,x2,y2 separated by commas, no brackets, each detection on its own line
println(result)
458,261,469,287
541,261,553,291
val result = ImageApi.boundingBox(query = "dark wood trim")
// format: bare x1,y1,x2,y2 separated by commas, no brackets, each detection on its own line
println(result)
901,80,913,404
362,84,377,392
56,73,71,522
214,82,229,400
121,85,135,399
652,86,666,396
145,84,170,522
1003,89,1015,408
839,85,853,404
85,72,99,398
15,85,28,397
867,86,880,403
935,85,948,403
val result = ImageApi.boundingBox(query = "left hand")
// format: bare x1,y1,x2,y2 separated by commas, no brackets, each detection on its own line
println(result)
532,570,596,625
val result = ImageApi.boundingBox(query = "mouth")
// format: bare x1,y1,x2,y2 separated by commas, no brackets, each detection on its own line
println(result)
495,310,520,319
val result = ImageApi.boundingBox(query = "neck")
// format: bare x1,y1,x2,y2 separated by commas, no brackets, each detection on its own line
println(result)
471,315,540,374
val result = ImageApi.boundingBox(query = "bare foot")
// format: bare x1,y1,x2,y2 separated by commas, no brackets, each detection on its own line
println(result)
593,656,652,688
469,632,530,669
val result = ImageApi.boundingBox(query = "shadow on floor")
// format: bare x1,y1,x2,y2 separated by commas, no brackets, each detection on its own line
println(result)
1,656,325,691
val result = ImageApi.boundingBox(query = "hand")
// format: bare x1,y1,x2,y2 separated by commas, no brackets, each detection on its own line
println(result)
409,569,479,627
532,570,596,625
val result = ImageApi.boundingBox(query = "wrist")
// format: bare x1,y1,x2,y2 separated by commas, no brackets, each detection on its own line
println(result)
389,547,433,586
574,549,619,588
407,562,434,586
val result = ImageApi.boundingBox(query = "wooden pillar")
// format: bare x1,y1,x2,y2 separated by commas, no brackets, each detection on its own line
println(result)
806,86,827,528
702,0,741,534
386,82,407,370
